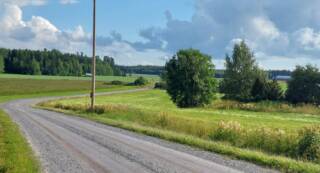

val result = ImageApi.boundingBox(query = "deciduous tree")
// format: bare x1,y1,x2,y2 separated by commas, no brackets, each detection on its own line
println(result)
220,41,262,101
164,49,217,108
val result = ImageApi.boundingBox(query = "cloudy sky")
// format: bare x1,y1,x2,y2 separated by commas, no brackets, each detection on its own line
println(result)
1,0,320,69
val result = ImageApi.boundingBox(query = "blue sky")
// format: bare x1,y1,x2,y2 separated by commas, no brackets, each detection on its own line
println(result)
22,0,194,41
1,0,320,69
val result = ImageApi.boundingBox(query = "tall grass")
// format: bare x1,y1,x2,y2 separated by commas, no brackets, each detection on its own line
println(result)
40,101,320,172
210,99,320,115
41,101,320,163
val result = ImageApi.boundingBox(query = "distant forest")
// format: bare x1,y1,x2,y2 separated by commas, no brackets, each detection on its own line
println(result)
119,65,292,79
118,65,164,75
0,48,292,78
0,48,124,76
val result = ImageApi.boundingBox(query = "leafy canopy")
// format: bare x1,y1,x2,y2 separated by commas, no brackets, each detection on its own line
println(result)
220,41,263,101
164,49,217,108
0,54,4,73
286,65,320,105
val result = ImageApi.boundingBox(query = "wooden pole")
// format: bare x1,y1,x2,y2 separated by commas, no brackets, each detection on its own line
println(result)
91,0,96,110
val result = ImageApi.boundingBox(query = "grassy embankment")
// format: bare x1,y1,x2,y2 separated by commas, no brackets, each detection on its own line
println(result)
40,89,320,173
0,110,39,173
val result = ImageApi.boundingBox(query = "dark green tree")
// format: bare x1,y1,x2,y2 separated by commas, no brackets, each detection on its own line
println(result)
266,80,284,101
220,41,262,101
1,48,123,76
286,65,320,105
251,78,268,101
0,54,4,73
163,49,217,108
251,79,283,102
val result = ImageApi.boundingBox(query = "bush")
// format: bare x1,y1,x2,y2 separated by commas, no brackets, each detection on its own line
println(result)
251,78,268,101
110,80,124,85
154,82,167,89
134,77,148,86
298,126,320,162
251,79,284,102
266,80,284,101
163,49,218,108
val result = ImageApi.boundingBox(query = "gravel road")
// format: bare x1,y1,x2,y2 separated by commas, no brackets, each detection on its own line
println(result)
1,89,278,173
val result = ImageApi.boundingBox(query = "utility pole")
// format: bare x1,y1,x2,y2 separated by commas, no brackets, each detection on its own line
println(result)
90,0,96,110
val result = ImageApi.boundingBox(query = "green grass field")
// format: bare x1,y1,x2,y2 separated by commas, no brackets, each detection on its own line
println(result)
49,90,317,131
0,110,39,173
0,73,160,82
40,89,320,173
0,73,158,103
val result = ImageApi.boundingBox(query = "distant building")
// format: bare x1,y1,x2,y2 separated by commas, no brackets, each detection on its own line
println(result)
85,73,92,77
274,75,291,81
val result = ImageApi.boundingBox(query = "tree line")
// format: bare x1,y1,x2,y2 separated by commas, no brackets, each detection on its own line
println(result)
118,65,164,75
163,41,320,107
0,48,124,76
119,63,291,79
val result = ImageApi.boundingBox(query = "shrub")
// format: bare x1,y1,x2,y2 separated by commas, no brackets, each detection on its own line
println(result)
266,80,284,101
251,79,284,102
110,80,124,85
154,82,167,89
163,49,218,108
251,78,268,101
134,77,148,86
298,126,320,162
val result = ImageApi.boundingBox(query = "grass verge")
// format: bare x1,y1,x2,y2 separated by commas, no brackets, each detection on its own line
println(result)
0,110,39,173
38,106,320,173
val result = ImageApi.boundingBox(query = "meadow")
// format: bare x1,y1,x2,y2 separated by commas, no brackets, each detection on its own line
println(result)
0,74,157,103
40,89,320,173
0,73,159,82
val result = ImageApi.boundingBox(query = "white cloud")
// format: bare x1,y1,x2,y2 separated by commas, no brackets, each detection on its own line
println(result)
0,2,169,66
250,17,280,40
255,52,320,70
134,0,320,69
98,42,170,65
294,27,320,50
59,0,79,5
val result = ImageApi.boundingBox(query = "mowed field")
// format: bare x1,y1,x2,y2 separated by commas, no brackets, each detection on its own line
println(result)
0,74,158,103
41,88,320,172
0,73,159,82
